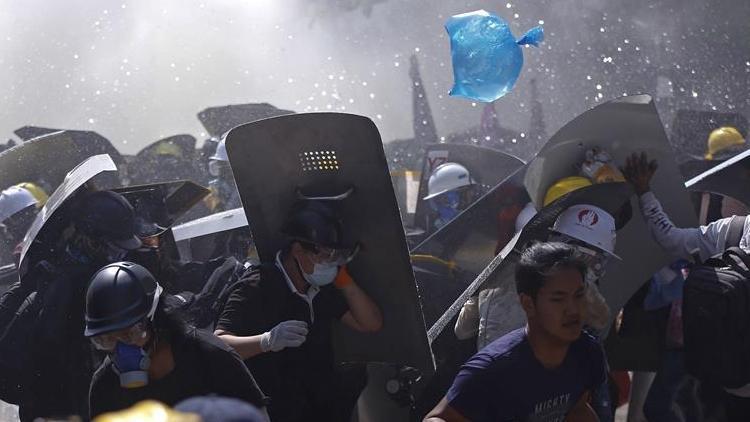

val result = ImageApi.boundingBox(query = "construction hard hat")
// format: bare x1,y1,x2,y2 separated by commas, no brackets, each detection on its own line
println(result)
94,400,199,422
0,185,38,223
209,137,228,162
85,262,163,337
705,126,745,160
153,141,183,158
543,176,592,207
423,162,474,200
15,182,48,207
551,204,620,259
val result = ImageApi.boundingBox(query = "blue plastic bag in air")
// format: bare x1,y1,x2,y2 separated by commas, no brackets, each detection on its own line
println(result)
446,10,544,102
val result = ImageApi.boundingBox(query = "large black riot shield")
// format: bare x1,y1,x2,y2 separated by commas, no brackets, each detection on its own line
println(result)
18,154,118,277
685,149,750,208
0,130,122,192
225,113,433,374
412,143,524,235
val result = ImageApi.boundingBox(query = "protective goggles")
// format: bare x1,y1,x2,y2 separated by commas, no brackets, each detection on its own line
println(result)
300,242,360,266
91,320,149,351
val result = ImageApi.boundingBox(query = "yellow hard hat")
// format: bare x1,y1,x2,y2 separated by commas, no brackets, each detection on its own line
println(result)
15,182,48,207
705,126,745,160
94,400,200,422
153,141,183,158
543,176,593,207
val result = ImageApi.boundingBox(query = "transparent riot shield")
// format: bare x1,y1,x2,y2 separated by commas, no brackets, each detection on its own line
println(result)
225,112,433,375
171,207,255,263
412,143,524,236
18,154,118,277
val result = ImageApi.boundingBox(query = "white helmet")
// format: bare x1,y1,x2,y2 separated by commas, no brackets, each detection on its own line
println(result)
423,162,474,200
515,202,537,233
209,137,228,162
551,204,620,259
0,185,37,223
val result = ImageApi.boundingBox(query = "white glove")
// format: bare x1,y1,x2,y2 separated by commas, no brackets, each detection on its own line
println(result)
260,320,308,352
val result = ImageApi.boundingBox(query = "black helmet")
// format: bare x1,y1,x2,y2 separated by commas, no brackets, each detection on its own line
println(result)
281,200,346,250
84,261,160,337
73,191,142,250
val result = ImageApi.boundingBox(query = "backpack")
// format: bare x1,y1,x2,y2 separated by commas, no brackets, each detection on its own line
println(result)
682,215,750,388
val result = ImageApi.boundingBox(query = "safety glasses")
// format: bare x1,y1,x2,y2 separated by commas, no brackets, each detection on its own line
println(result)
90,320,149,351
302,242,360,266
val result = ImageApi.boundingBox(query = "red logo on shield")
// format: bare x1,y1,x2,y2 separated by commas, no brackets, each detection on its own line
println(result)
577,209,599,226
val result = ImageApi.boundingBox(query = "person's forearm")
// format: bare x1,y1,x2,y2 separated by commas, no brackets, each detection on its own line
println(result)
214,331,265,359
340,282,383,332
454,297,479,340
639,191,711,259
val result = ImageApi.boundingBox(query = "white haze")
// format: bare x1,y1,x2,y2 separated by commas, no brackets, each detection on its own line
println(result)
0,0,747,154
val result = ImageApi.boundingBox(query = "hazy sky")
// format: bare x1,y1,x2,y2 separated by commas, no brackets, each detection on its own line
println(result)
1,0,747,154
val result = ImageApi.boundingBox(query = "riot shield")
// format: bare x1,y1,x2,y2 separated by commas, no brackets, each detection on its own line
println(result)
523,95,697,319
0,130,122,192
171,207,254,262
679,159,718,181
18,154,118,277
412,143,524,235
225,112,433,374
197,103,295,137
113,180,210,234
411,166,530,328
685,149,750,208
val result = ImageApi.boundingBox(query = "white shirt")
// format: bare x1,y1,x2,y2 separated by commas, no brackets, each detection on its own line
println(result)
275,251,319,323
639,191,750,261
639,192,750,397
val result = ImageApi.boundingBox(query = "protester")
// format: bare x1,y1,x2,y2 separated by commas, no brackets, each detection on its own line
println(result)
0,184,45,264
0,190,143,421
215,200,382,422
426,242,606,421
623,151,750,421
86,261,267,418
423,162,478,232
455,204,617,349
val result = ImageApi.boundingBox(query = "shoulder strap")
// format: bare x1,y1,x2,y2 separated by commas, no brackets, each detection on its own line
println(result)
725,215,747,249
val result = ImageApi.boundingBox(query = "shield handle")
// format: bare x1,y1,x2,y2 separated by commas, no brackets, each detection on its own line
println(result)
296,186,355,201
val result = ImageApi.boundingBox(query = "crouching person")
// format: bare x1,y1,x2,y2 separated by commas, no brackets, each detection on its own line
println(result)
425,242,606,422
84,262,268,419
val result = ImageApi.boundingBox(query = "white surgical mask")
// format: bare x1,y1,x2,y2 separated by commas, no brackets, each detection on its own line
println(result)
297,258,338,286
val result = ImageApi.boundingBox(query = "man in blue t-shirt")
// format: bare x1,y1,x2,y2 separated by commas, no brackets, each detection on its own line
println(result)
425,242,607,422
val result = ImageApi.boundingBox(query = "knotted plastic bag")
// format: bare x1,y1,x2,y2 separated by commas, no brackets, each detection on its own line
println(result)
446,10,544,102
